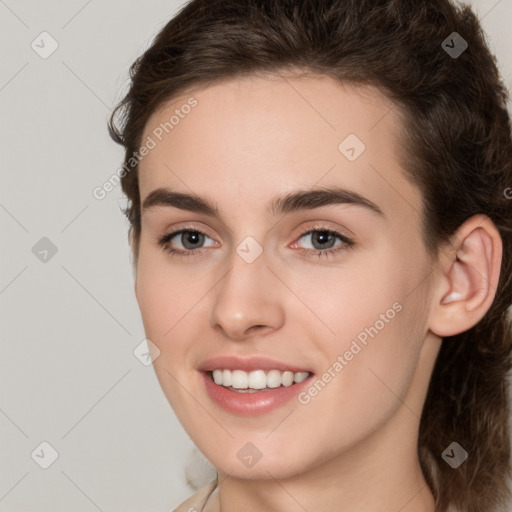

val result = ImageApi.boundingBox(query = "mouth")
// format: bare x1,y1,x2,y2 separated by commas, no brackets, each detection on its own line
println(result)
197,355,315,415
200,368,315,416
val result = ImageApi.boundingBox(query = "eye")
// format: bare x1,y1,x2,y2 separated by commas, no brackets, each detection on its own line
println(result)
293,226,354,259
157,228,217,258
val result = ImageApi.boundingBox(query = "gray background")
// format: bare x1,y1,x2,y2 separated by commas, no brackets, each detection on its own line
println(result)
1,1,511,510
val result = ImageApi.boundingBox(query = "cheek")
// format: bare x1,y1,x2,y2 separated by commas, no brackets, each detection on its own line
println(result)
289,301,424,464
291,248,427,402
135,248,203,340
134,257,201,411
286,251,406,342
135,262,169,340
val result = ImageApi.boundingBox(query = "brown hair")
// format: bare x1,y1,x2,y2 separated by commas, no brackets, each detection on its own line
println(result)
108,0,512,510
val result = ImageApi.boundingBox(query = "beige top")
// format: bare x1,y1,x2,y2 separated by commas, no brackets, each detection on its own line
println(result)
172,480,219,512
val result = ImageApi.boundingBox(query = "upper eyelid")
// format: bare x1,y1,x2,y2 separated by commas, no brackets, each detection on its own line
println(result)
296,224,352,238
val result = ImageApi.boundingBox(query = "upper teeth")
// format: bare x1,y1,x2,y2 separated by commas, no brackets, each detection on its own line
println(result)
212,369,310,389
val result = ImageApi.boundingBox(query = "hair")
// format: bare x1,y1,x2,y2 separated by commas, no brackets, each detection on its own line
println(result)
108,0,512,510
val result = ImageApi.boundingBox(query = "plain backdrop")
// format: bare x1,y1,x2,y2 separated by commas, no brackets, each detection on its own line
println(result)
1,1,511,510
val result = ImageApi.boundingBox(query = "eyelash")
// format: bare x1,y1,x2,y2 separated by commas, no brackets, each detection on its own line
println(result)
156,225,354,260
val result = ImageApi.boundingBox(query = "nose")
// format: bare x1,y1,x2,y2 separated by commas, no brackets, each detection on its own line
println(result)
209,247,285,341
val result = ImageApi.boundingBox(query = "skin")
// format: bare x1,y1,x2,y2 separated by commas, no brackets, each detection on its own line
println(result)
134,73,502,512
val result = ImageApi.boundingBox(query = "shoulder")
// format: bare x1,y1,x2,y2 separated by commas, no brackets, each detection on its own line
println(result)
171,480,218,512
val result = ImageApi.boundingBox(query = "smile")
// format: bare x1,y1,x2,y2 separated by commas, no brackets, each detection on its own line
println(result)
201,370,315,416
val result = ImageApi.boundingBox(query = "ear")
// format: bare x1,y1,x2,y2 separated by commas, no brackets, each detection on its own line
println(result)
428,214,503,337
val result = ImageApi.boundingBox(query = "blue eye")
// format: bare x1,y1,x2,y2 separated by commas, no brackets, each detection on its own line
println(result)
156,226,354,259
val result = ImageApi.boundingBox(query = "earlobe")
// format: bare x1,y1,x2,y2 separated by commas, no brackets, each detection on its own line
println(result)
429,214,502,338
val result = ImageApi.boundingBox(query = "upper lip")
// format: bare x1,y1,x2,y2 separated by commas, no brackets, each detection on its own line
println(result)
197,355,312,374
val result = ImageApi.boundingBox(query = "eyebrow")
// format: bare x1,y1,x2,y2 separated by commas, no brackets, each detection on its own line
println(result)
141,186,384,218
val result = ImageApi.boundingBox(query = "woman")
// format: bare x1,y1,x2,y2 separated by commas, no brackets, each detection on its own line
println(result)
108,0,512,510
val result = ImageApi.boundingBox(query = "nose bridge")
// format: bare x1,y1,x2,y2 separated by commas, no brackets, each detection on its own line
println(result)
210,241,284,338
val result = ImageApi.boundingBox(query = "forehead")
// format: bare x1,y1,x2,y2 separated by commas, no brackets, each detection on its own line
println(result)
138,73,422,226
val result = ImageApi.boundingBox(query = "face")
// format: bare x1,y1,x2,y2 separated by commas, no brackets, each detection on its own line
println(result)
135,73,439,480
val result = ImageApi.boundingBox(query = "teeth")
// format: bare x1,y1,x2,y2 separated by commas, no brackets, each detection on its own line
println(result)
222,369,232,386
211,369,310,389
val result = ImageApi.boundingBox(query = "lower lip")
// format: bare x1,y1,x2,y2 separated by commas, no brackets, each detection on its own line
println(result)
200,371,314,416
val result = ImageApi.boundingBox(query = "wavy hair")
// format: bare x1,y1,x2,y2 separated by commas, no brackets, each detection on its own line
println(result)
108,1,512,510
